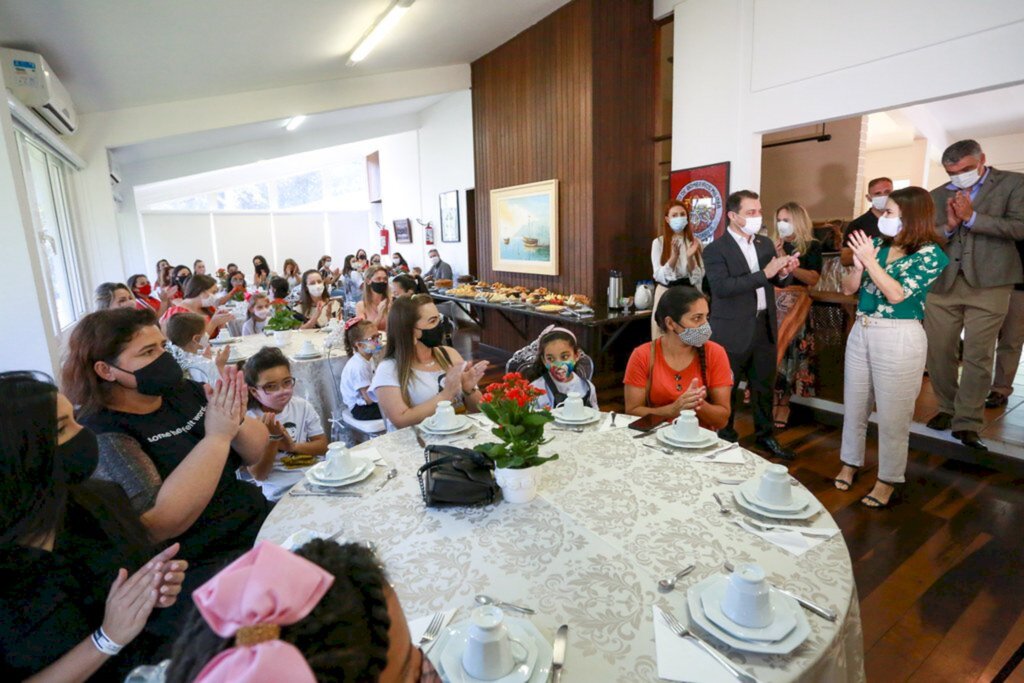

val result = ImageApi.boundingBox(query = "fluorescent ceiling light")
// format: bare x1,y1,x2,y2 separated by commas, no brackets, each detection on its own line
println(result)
284,115,306,131
347,0,414,65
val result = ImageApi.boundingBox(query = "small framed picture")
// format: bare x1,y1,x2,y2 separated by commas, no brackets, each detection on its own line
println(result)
440,190,460,242
393,218,413,244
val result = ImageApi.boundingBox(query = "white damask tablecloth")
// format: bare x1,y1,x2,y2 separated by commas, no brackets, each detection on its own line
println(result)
258,423,866,682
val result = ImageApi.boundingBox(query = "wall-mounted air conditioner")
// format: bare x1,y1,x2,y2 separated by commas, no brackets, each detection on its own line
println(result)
1,47,78,135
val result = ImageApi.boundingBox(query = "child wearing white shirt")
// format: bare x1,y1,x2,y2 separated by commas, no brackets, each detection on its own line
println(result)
241,292,272,336
340,318,383,420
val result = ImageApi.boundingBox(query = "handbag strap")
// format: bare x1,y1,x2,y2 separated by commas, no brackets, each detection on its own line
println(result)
645,339,658,408
416,450,494,478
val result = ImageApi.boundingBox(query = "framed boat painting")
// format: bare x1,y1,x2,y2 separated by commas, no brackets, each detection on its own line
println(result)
490,179,559,276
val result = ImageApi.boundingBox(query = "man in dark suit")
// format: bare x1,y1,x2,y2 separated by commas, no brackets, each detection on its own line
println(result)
704,190,800,460
924,139,1024,451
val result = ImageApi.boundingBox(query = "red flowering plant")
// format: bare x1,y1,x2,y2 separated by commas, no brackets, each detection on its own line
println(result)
473,372,559,470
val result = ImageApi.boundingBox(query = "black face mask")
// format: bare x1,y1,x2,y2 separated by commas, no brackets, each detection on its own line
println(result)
111,351,185,397
418,321,446,348
370,281,389,295
57,428,99,484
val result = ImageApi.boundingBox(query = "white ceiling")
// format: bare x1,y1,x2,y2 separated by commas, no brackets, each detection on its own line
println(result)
913,83,1024,139
865,112,916,152
0,0,570,114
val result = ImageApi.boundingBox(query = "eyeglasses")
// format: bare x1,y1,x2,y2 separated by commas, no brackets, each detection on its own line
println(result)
257,377,296,393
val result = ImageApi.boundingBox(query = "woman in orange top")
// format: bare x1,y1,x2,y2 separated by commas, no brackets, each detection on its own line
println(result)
624,285,732,430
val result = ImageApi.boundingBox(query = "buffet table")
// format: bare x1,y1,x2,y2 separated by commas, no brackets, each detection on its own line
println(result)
258,419,865,682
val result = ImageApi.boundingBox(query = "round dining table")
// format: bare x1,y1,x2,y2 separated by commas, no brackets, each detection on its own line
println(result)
257,417,865,682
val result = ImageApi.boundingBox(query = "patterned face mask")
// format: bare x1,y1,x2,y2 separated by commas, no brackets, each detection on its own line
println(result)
546,359,576,382
678,322,712,347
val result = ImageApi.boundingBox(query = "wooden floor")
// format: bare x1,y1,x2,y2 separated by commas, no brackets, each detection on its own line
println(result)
456,332,1024,683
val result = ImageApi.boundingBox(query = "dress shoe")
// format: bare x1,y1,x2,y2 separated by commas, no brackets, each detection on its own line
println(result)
985,391,1009,409
755,436,795,461
926,412,953,431
717,428,739,443
952,430,988,451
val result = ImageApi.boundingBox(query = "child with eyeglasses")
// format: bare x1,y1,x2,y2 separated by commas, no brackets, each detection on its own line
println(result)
241,347,328,501
340,317,384,420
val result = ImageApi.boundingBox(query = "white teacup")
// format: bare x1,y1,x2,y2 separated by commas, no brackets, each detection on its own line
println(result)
324,444,354,478
756,463,793,507
461,606,529,681
299,340,317,356
720,563,774,628
273,330,289,347
556,391,586,420
432,400,459,430
671,410,700,441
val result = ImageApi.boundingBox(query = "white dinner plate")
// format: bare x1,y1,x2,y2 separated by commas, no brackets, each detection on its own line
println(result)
733,486,822,520
421,415,474,435
226,353,251,364
210,336,240,346
292,351,322,360
305,455,374,487
686,575,810,654
737,479,812,513
550,406,602,425
699,576,798,642
431,617,552,683
656,427,719,449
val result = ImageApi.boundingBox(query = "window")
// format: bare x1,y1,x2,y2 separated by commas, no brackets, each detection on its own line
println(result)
16,132,85,330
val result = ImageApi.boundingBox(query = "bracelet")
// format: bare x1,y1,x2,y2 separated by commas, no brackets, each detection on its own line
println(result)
92,627,123,656
269,434,284,441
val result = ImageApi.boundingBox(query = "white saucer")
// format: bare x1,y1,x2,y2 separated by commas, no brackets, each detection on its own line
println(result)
210,336,239,346
686,575,810,654
737,479,812,513
699,576,798,642
431,617,552,683
226,353,251,364
733,487,821,520
440,621,537,683
657,427,719,449
306,455,374,487
421,415,474,435
292,351,322,360
550,406,601,425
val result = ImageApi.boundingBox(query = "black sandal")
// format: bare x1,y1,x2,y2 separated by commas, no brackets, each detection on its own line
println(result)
860,480,903,509
833,464,860,492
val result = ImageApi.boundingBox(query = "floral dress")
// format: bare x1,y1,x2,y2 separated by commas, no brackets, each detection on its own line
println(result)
858,239,948,320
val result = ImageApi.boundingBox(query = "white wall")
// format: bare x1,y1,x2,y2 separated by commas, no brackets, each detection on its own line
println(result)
861,139,930,213
415,90,475,278
671,0,1024,194
978,132,1024,174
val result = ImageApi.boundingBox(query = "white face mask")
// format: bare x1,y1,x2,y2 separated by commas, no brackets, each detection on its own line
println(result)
740,215,762,236
307,283,324,297
668,215,687,233
200,294,217,307
430,256,440,265
878,216,903,237
253,307,271,319
776,220,794,238
870,195,889,211
950,167,981,190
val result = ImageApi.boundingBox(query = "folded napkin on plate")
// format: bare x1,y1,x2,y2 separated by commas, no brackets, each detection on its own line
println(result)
351,445,384,463
653,605,740,683
691,448,745,464
735,519,838,557
408,609,459,646
598,413,630,433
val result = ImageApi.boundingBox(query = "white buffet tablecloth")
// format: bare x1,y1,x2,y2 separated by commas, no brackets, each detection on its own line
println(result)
221,328,350,435
257,420,865,683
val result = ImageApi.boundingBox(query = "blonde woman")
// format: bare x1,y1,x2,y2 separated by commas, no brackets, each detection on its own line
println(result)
650,199,705,339
356,265,392,331
767,202,823,428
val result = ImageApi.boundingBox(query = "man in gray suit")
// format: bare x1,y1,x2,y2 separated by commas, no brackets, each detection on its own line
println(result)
924,139,1024,450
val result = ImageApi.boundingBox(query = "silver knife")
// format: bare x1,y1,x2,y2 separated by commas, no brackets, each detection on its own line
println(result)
551,624,568,682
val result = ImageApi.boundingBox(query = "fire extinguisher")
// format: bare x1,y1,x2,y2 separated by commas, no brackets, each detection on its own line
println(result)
425,222,435,246
377,221,389,255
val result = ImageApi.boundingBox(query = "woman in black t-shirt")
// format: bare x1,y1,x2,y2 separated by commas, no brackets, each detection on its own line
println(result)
0,372,187,681
62,309,273,590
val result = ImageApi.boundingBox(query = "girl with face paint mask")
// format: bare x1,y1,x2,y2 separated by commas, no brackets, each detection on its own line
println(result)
651,199,706,340
297,269,342,329
0,371,188,681
356,265,393,332
370,295,489,431
159,274,235,339
624,286,733,430
341,318,385,420
524,327,599,411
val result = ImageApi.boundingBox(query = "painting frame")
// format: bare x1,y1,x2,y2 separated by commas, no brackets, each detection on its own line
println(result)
490,179,559,276
669,161,730,242
439,190,460,243
393,218,413,244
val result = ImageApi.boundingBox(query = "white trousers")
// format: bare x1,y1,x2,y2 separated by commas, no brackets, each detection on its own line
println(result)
840,317,927,483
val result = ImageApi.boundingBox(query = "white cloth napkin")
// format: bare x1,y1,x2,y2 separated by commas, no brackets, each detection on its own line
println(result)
653,606,739,683
598,413,630,433
690,447,745,464
735,519,838,557
469,414,493,429
408,609,459,646
352,445,384,464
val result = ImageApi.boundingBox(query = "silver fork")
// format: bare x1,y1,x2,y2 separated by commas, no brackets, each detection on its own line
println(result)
660,610,761,683
417,611,446,649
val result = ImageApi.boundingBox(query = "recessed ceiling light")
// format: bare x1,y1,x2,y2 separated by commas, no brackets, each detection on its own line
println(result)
347,0,415,66
284,115,307,131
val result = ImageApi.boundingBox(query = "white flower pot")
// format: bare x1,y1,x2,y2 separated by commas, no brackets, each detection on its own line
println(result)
494,465,542,504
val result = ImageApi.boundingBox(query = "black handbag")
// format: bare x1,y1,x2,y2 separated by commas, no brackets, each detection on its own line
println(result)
416,445,499,507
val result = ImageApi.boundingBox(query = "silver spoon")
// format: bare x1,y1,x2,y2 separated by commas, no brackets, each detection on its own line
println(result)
551,425,584,433
475,594,535,614
657,563,696,593
712,492,731,514
375,468,398,492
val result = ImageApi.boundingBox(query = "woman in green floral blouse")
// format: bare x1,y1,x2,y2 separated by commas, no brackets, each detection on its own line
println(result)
834,187,949,508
